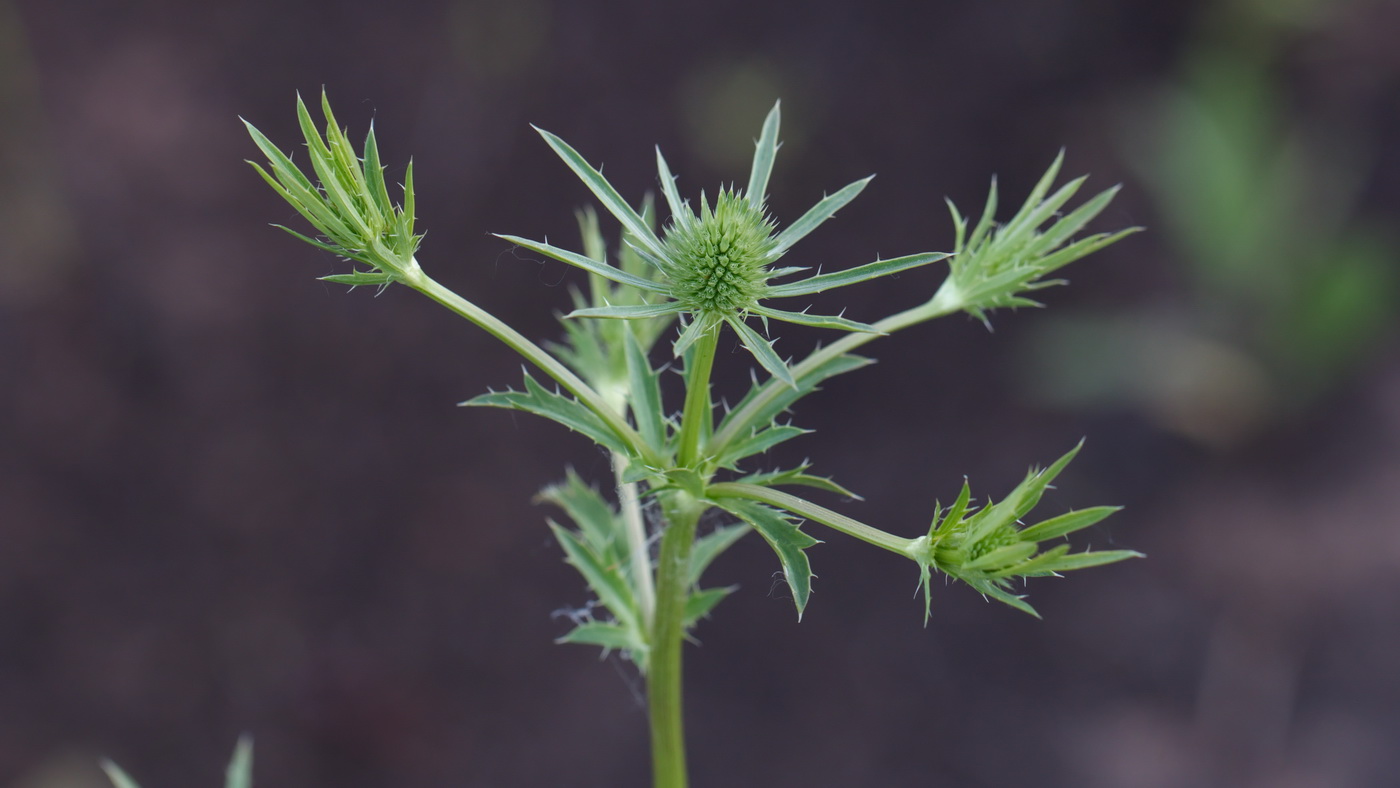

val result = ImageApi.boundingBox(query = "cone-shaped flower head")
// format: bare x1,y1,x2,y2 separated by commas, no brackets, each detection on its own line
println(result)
664,188,778,315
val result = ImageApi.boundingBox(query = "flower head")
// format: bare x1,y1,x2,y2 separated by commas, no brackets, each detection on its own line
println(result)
497,102,947,385
908,441,1141,621
243,90,422,288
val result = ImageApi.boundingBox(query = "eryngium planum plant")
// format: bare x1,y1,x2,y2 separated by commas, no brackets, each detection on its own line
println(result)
233,91,1141,788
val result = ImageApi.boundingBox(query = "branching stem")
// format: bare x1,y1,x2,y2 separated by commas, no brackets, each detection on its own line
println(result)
709,286,964,454
708,482,916,555
403,265,660,466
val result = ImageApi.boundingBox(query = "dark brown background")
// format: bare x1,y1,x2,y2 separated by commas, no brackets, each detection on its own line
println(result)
4,1,1400,786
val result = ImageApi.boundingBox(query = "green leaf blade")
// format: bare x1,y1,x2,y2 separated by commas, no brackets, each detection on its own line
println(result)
533,126,666,259
1017,506,1122,543
495,234,671,295
747,101,782,207
774,176,874,253
714,498,820,619
725,315,795,388
461,375,631,456
764,252,947,298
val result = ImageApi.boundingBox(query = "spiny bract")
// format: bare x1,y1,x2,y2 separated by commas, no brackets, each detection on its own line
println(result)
497,101,949,385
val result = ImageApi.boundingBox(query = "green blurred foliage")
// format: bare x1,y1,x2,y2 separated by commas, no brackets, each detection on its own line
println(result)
1022,0,1396,447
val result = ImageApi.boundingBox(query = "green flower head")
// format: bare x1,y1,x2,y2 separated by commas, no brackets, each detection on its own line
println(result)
908,441,1142,621
497,102,947,385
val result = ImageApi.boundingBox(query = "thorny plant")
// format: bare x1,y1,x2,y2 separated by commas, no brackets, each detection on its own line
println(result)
106,92,1141,788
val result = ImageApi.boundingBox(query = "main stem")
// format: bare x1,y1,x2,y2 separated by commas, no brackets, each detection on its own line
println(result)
648,492,703,788
649,325,721,788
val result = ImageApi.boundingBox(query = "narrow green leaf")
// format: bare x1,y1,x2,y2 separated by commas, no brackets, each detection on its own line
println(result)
495,234,671,294
1017,506,1121,543
1022,549,1143,574
966,176,1000,250
747,101,782,207
672,312,716,358
964,541,1038,572
272,224,374,265
732,467,862,499
1022,185,1120,258
713,424,809,469
773,176,874,253
980,583,1041,617
567,302,685,320
550,523,640,630
764,252,947,298
725,315,795,387
319,271,396,287
1032,228,1141,276
1019,149,1066,221
1010,441,1083,521
992,543,1070,578
930,480,973,537
714,498,819,619
749,304,879,333
362,123,394,224
918,560,935,627
655,146,687,224
946,196,968,253
242,118,317,195
402,159,416,238
684,586,737,628
248,160,357,244
225,736,254,788
533,126,666,258
462,374,630,455
556,621,644,652
296,93,370,239
624,328,667,452
967,442,1083,545
537,470,621,556
1003,176,1086,242
575,205,607,267
688,523,751,586
100,762,142,788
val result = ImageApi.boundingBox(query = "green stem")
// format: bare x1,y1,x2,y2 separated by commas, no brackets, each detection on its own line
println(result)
613,452,656,625
677,323,721,468
648,492,704,788
403,264,660,466
708,482,918,556
709,284,963,454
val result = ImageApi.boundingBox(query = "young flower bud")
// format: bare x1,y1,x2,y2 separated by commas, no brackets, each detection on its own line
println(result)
665,189,779,317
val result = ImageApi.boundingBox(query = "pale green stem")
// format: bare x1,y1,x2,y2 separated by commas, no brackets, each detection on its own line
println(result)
401,263,660,466
648,491,705,788
708,482,919,556
612,452,656,625
709,281,964,454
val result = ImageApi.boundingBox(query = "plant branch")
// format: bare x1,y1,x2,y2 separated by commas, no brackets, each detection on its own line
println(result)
709,288,962,455
403,266,660,466
707,482,916,555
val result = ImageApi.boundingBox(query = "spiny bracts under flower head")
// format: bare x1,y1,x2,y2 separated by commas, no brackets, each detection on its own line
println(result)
665,188,779,316
498,101,951,385
909,441,1141,621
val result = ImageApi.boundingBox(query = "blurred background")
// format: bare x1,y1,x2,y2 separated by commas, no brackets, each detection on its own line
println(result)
3,0,1399,786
